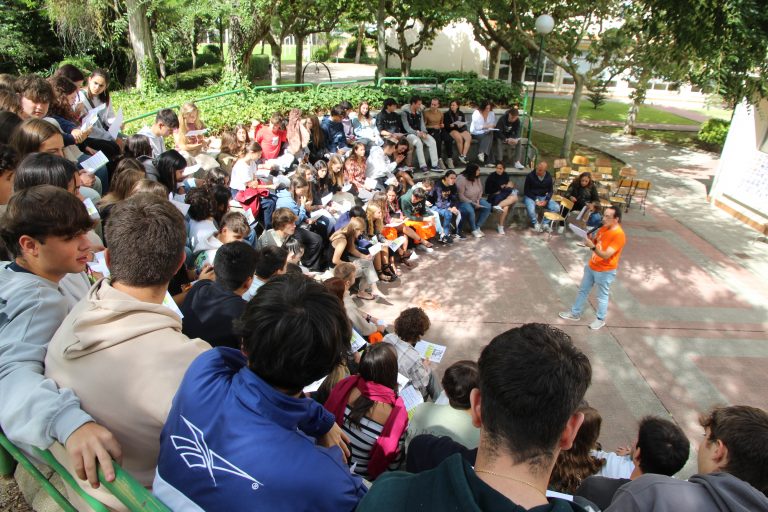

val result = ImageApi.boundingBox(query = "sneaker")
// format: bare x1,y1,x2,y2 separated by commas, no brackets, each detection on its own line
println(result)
493,205,504,212
430,166,441,172
408,252,419,261
445,158,455,169
589,319,606,330
477,153,485,163
438,234,449,244
533,223,542,232
514,161,525,169
445,234,454,244
419,166,429,174
454,233,467,240
458,155,468,164
472,229,485,238
497,225,505,234
438,158,447,170
485,161,496,168
559,311,581,321
543,223,553,233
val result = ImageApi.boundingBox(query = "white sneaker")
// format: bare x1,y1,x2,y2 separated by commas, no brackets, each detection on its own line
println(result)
477,153,485,163
559,312,581,321
409,252,419,261
589,319,606,330
472,229,483,238
493,205,504,212
543,223,553,233
423,245,434,253
534,223,542,232
497,225,505,234
438,158,446,170
514,161,524,169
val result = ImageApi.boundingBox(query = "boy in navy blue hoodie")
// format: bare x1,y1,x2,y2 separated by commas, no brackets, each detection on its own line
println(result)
155,274,366,511
181,241,257,349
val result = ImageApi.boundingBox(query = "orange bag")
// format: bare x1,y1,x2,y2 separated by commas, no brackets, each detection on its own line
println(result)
381,227,398,240
368,332,384,344
404,220,436,243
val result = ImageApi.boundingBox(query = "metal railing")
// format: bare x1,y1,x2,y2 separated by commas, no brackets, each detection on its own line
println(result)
316,78,376,88
376,76,440,88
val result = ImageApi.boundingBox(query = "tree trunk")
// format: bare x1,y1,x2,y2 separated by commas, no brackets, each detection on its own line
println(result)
218,17,225,59
488,45,500,80
156,51,167,80
125,0,157,89
295,34,304,84
226,17,255,81
560,75,584,158
191,44,197,70
376,0,386,80
400,57,411,77
191,21,198,69
355,22,364,64
270,38,281,86
624,74,650,135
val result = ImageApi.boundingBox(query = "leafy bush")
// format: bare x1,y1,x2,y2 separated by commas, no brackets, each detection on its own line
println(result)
167,52,221,74
384,68,478,83
587,80,609,109
247,55,270,82
312,40,341,62
697,118,730,150
343,37,367,59
58,55,99,75
444,79,523,107
164,64,223,90
200,44,222,58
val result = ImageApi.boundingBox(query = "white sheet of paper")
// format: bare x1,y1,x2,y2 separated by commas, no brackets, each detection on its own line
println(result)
400,385,424,416
310,208,334,221
397,373,409,391
358,188,373,202
453,121,466,127
367,242,383,256
182,164,201,177
321,193,333,205
389,235,407,251
414,340,446,363
82,197,100,220
80,151,109,173
385,218,404,228
108,108,123,140
341,183,352,192
351,330,368,352
170,199,190,216
162,292,184,319
87,250,110,277
243,208,256,225
576,206,588,221
364,177,378,190
338,200,353,213
80,104,106,130
303,375,327,393
385,176,399,186
568,223,587,238
185,128,208,137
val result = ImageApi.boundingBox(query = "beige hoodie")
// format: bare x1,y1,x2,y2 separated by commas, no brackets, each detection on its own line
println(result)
45,279,210,501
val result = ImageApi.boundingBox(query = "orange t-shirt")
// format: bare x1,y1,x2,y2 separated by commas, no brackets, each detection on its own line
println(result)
589,224,626,272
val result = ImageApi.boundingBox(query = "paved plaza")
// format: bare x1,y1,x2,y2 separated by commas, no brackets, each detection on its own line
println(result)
361,119,768,477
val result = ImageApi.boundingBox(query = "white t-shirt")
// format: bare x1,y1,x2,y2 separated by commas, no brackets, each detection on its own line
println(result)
230,159,255,191
470,110,496,135
137,126,166,159
592,450,635,479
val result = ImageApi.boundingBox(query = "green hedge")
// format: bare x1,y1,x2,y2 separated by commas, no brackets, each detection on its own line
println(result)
117,82,523,135
697,118,729,150
167,52,221,74
384,68,478,83
163,64,223,90
247,55,270,82
312,40,342,62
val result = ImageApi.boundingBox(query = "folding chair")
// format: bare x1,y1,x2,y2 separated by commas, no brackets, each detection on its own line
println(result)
543,197,574,239
553,158,568,170
633,179,651,214
572,155,590,167
595,157,612,167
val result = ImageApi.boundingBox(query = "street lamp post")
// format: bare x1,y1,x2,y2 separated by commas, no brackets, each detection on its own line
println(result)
527,14,555,159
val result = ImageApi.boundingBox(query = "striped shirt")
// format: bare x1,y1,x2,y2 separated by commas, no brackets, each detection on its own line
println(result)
342,405,405,480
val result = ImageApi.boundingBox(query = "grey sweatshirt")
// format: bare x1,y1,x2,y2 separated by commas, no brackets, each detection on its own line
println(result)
0,264,93,449
606,472,768,512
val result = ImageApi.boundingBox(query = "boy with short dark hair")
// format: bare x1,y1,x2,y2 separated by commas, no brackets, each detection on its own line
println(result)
0,185,121,489
182,241,257,349
137,108,180,159
155,274,367,511
193,211,251,271
242,245,289,301
322,106,351,155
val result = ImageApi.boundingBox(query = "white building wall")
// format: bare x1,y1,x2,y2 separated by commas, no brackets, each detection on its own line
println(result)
386,22,489,74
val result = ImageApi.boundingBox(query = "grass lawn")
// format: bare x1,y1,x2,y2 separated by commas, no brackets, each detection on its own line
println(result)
252,44,297,63
532,98,699,126
589,126,722,154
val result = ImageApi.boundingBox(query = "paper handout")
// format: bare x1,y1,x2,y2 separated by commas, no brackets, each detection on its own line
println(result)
414,340,446,363
568,224,587,239
80,151,109,173
400,385,424,418
108,108,123,140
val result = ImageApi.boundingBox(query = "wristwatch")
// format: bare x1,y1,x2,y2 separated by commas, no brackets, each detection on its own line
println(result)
591,246,597,252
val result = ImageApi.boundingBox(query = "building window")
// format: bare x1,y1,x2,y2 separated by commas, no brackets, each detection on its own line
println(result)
524,56,555,83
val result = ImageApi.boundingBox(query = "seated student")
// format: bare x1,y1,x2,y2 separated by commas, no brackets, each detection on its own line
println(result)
154,275,368,511
0,186,121,490
229,141,276,227
358,323,593,512
338,101,357,147
242,245,288,301
97,164,145,233
524,161,559,232
376,98,406,143
193,211,251,272
406,360,480,449
607,405,768,511
44,194,212,507
275,175,326,271
382,307,440,401
14,74,53,121
400,95,440,173
344,142,369,193
325,343,408,480
0,110,22,145
399,185,437,250
216,129,239,173
185,186,218,249
366,202,399,279
286,107,310,162
327,154,346,191
351,101,383,147
123,134,157,178
322,105,351,156
566,172,602,228
329,217,381,300
333,262,386,338
469,100,496,166
495,108,527,169
366,139,398,190
456,163,492,238
424,98,448,169
256,207,297,250
0,144,18,209
181,241,256,350
549,405,606,494
174,102,218,173
312,160,336,200
430,170,461,241
77,69,122,148
484,163,519,235
137,109,180,159
575,416,689,511
254,112,293,170
304,114,329,163
444,99,471,165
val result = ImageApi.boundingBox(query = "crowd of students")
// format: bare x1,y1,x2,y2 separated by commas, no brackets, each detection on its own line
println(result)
1,66,767,512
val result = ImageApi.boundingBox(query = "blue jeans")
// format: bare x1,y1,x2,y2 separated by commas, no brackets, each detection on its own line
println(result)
458,199,491,232
524,196,559,226
428,206,444,236
587,211,602,228
436,207,454,235
571,264,617,321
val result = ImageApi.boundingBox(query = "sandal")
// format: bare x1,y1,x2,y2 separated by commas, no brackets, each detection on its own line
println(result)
377,271,394,282
388,263,401,276
382,265,399,281
422,240,434,249
357,290,376,300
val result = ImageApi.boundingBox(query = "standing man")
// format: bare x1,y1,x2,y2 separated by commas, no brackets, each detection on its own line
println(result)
559,206,626,330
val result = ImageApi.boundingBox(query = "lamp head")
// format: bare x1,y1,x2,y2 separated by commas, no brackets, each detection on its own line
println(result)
535,14,555,35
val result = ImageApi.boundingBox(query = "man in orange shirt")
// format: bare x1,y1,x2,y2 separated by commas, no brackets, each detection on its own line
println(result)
559,206,626,330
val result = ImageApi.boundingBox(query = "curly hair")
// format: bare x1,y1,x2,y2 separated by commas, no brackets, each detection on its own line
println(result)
393,307,431,344
47,76,79,122
549,405,606,493
0,144,19,173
